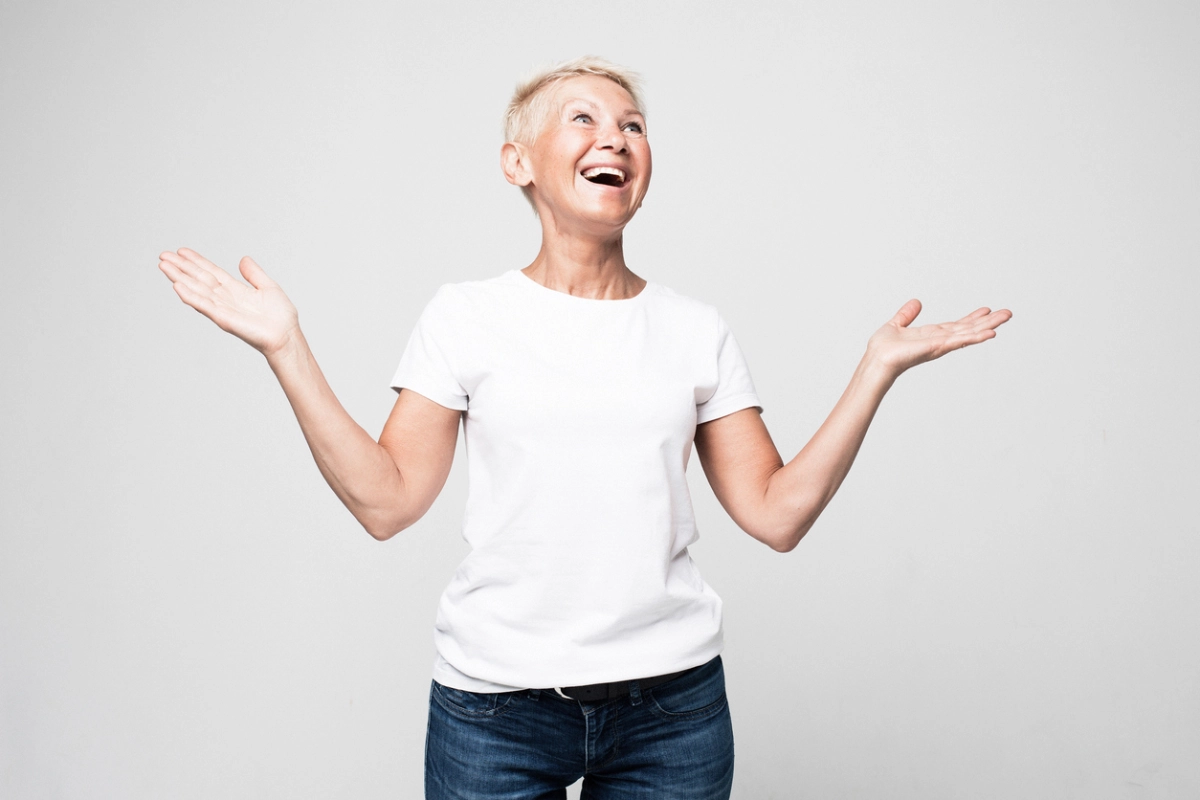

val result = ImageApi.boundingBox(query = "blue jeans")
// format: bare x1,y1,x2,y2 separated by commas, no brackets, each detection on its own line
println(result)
425,655,734,799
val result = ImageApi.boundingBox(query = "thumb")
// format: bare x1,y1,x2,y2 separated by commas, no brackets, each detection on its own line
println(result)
239,256,276,290
890,298,922,328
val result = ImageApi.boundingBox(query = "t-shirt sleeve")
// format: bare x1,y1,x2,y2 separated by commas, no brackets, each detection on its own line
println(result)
390,286,470,411
695,313,763,424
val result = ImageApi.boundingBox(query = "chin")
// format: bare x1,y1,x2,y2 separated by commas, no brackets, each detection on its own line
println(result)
538,194,642,233
582,212,637,234
584,199,639,225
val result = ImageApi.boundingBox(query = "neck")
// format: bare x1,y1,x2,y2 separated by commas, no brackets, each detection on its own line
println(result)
522,221,645,301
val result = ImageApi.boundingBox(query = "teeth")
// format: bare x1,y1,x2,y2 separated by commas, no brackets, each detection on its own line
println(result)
582,167,626,182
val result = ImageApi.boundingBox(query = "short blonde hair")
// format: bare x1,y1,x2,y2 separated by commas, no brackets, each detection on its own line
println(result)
504,56,646,211
504,56,646,146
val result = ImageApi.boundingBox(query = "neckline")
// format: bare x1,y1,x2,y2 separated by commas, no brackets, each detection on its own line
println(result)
511,269,654,305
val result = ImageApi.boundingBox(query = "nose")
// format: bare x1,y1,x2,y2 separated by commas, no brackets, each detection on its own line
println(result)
595,122,629,153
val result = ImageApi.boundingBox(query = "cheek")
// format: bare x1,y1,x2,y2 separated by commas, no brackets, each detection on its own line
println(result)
547,149,581,182
637,156,653,190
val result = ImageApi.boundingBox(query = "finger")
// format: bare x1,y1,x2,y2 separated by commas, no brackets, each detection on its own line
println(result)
159,258,215,299
172,275,212,311
158,257,200,289
166,266,219,317
177,247,233,286
177,247,221,271
238,256,277,290
890,298,922,328
955,307,991,324
942,328,997,353
161,250,221,288
971,308,1013,332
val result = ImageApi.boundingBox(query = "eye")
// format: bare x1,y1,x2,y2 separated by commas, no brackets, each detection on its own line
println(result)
622,121,645,136
572,113,593,123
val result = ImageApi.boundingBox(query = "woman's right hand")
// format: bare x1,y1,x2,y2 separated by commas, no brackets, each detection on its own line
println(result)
159,248,300,357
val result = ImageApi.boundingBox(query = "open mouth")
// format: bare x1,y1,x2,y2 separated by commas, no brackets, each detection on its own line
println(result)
581,166,627,187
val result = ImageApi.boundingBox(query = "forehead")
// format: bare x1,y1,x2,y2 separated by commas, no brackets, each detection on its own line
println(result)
546,74,641,116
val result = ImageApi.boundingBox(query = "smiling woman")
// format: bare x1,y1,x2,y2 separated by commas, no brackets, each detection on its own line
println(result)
157,55,1011,799
502,67,652,241
503,59,646,172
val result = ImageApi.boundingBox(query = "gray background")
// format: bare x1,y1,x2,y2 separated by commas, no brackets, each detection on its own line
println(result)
2,1,1197,797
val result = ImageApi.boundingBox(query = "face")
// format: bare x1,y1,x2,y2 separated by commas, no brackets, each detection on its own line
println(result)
508,75,652,233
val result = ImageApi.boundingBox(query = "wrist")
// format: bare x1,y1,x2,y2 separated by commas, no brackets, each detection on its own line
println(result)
856,348,901,392
263,325,308,367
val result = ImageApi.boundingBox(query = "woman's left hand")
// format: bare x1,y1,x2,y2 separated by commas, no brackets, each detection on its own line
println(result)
866,299,1012,379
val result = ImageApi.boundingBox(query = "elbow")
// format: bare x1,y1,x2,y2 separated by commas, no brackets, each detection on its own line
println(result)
768,527,807,553
769,536,800,554
747,520,811,553
764,508,820,552
759,491,826,552
365,524,399,542
360,511,413,542
752,477,823,553
359,495,435,541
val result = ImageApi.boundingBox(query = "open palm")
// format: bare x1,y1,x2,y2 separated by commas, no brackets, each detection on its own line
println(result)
158,248,299,356
868,299,1013,377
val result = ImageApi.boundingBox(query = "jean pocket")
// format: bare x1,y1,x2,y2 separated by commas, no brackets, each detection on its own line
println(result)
646,656,728,721
431,681,517,720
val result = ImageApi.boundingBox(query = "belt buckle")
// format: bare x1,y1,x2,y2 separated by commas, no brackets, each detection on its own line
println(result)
555,681,619,702
555,667,688,702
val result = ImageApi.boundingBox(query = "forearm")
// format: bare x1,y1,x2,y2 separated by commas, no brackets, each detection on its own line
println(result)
762,353,896,550
264,330,408,539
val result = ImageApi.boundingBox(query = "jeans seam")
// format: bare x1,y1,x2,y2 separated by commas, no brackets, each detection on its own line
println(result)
431,681,517,720
647,690,728,720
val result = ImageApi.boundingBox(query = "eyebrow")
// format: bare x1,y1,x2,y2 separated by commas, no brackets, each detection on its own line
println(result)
560,98,644,118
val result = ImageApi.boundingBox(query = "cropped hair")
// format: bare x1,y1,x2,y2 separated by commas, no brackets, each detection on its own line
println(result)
504,56,646,210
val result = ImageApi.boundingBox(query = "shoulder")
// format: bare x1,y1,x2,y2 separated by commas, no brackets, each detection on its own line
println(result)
422,271,526,320
645,281,724,331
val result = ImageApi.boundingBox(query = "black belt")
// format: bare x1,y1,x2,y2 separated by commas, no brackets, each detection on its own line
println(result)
550,666,693,702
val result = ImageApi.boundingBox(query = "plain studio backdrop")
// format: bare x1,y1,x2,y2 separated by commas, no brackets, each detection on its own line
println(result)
2,1,1197,798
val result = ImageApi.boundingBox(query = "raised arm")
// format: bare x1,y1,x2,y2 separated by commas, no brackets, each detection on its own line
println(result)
158,248,460,540
694,299,1012,552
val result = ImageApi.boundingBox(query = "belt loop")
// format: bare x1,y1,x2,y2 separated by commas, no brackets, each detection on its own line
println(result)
528,688,541,702
628,680,643,706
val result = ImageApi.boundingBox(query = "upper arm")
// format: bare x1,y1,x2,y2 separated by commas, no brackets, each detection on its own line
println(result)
376,388,462,534
694,407,787,549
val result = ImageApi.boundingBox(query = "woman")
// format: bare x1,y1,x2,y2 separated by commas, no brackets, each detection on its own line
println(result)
159,57,1011,799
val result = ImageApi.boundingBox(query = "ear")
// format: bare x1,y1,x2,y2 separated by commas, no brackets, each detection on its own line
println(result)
501,142,533,187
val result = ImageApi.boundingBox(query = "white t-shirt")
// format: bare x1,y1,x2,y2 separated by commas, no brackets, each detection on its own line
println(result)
391,269,761,692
